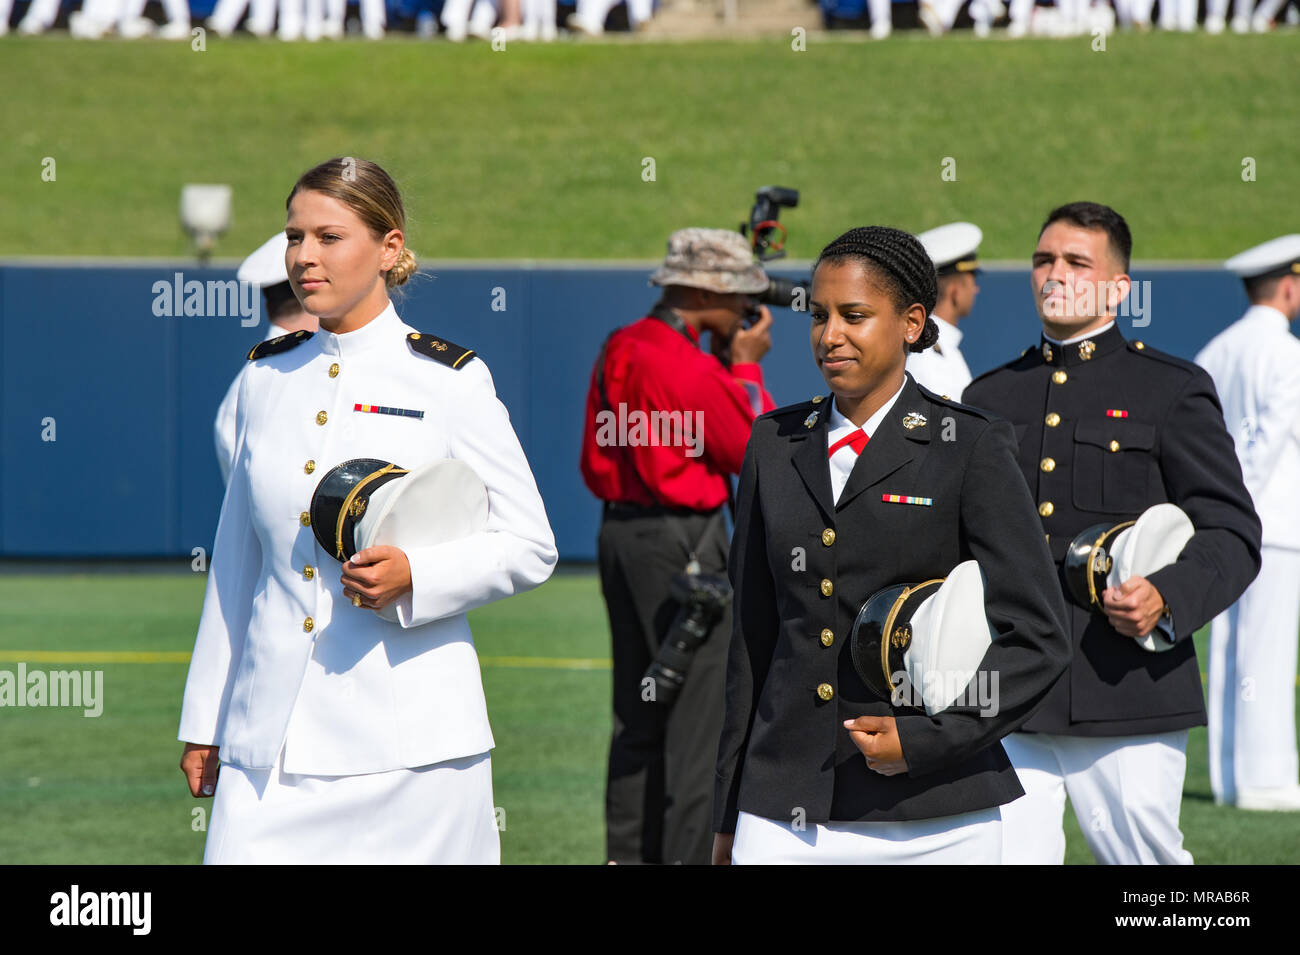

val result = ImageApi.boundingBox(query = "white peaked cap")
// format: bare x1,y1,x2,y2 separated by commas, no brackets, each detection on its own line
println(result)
354,458,489,622
917,222,983,272
237,232,291,288
904,560,997,716
1106,503,1194,653
1224,234,1300,279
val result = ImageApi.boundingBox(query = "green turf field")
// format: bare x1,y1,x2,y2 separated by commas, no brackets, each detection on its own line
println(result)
0,569,1296,864
1,33,1297,262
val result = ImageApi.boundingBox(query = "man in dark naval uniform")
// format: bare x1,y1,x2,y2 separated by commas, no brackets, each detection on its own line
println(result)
964,202,1262,864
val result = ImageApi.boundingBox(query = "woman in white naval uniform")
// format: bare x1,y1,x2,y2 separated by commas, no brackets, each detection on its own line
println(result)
179,157,557,864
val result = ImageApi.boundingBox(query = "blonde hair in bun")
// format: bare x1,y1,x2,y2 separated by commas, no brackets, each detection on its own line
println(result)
387,246,418,288
287,157,418,289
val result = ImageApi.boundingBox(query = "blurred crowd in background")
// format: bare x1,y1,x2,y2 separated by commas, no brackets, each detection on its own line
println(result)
1,0,1296,43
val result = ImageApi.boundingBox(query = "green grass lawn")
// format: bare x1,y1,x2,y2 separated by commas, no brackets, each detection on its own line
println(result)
0,568,1296,863
0,33,1297,262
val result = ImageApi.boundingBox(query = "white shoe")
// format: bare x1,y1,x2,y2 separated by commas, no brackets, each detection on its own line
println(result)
1235,786,1300,811
869,19,891,38
118,15,156,37
918,0,944,35
1250,14,1272,30
1006,17,1027,35
363,22,384,38
973,18,990,35
69,11,113,36
157,19,192,39
1230,14,1249,31
1204,14,1224,32
565,11,602,34
17,15,47,34
322,18,344,38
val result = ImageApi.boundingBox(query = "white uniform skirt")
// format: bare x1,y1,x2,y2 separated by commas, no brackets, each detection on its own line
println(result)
732,807,1002,865
204,750,499,864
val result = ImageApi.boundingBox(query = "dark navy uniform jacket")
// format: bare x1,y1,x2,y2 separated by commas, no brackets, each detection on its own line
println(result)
963,324,1262,737
713,375,1071,832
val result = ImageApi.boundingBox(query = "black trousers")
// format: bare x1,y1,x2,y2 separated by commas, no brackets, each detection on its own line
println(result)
598,505,731,865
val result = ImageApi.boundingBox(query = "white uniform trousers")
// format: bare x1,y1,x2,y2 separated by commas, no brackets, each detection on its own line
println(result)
205,750,500,864
208,0,277,35
1208,545,1300,801
999,731,1193,865
732,807,1002,864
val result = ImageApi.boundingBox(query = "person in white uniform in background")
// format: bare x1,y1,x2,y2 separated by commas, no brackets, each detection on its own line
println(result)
906,222,981,401
208,0,278,36
116,0,192,37
442,0,498,41
180,156,557,863
215,233,320,485
566,0,651,34
1196,235,1300,813
1205,0,1255,32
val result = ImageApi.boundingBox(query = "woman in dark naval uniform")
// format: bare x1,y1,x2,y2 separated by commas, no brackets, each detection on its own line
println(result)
712,226,1071,864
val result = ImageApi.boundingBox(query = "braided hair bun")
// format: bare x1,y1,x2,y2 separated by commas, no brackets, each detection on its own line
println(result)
815,226,940,353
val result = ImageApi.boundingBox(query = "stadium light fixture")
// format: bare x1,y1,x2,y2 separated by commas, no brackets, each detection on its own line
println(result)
180,184,233,263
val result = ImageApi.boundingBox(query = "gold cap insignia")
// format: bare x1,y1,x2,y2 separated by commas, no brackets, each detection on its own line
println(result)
902,412,927,430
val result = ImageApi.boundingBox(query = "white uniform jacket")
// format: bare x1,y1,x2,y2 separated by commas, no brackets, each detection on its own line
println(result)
905,315,972,401
179,301,558,775
1196,305,1300,549
214,324,283,485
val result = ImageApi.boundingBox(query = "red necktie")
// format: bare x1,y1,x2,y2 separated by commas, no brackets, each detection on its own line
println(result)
827,428,868,459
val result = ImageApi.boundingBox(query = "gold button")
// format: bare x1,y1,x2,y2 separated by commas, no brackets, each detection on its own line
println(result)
812,395,824,404
1109,440,1120,452
816,683,834,701
410,333,421,341
1045,413,1061,427
1052,370,1068,385
821,528,836,547
820,579,833,597
820,628,834,647
316,411,328,426
1040,457,1056,473
300,511,311,526
303,617,314,633
1039,502,1054,518
303,566,315,580
329,362,340,378
304,460,316,474
1134,341,1145,350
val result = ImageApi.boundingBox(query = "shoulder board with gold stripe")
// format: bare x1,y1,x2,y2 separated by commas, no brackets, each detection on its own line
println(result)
407,332,476,370
247,329,313,361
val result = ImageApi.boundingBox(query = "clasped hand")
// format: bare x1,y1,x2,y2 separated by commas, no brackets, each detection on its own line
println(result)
341,545,413,610
844,715,908,776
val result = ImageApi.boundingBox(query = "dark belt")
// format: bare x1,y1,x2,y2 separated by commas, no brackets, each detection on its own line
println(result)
603,501,722,520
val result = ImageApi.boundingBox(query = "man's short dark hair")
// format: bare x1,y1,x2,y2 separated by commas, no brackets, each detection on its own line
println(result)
1243,273,1285,304
1039,201,1132,273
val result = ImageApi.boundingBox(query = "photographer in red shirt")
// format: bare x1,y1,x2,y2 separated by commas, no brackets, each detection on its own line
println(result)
581,228,775,864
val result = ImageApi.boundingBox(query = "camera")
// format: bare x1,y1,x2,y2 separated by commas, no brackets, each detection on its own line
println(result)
643,569,733,708
740,186,810,313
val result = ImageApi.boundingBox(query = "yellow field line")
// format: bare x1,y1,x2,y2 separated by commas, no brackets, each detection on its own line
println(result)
0,650,611,670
